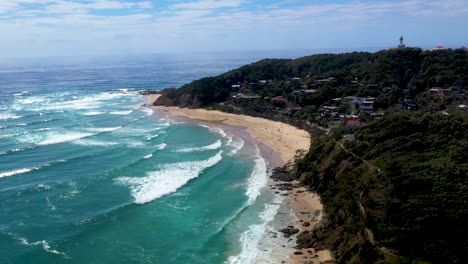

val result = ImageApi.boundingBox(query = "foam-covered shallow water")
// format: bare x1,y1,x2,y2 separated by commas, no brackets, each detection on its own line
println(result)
0,55,290,263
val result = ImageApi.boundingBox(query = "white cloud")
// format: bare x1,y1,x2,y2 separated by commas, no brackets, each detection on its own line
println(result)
0,0,467,57
170,0,245,10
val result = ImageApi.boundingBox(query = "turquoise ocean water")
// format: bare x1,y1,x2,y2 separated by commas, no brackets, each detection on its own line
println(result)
0,53,300,263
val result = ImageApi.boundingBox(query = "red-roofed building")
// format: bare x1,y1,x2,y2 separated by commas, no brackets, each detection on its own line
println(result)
346,120,365,128
434,46,447,50
271,96,287,102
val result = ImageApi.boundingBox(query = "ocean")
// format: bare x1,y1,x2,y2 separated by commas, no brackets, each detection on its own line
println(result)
0,52,300,263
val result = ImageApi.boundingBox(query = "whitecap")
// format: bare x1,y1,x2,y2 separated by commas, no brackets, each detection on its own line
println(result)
175,140,222,153
144,154,153,159
245,149,268,205
82,111,105,116
33,128,53,132
38,184,53,190
38,132,95,146
109,110,132,115
117,151,223,204
0,113,22,120
227,136,245,156
226,196,284,264
85,127,121,132
199,124,227,137
145,133,160,140
0,133,19,139
0,167,38,178
140,108,154,116
155,143,167,150
73,139,119,147
9,233,68,257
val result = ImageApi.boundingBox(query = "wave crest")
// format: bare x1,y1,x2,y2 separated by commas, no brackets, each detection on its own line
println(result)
117,151,223,204
175,140,222,153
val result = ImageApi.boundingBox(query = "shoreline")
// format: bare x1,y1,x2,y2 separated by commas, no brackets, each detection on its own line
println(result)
148,95,332,263
154,105,310,166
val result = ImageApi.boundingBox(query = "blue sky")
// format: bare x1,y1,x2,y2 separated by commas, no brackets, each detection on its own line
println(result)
0,0,467,57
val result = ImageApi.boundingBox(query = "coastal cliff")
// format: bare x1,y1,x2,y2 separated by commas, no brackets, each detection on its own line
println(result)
153,49,468,263
294,112,467,263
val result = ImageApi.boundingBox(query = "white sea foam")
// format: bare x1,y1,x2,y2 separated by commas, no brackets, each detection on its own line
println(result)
199,124,227,137
33,128,53,132
18,91,130,112
82,111,105,116
127,141,145,148
144,154,153,159
117,151,223,204
175,140,222,153
227,136,245,156
227,196,284,264
246,155,268,205
9,233,68,257
0,113,22,120
85,127,121,132
109,110,132,115
73,139,119,147
0,167,38,178
38,184,53,190
140,108,154,116
0,133,19,139
145,133,160,140
13,91,29,96
38,132,94,146
155,143,167,150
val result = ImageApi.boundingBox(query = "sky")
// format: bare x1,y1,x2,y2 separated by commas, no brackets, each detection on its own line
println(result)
0,0,467,57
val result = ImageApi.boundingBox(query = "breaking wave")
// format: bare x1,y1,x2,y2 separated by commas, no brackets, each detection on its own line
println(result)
0,167,39,178
85,127,121,132
37,132,95,146
117,151,223,204
199,124,227,137
227,136,245,156
226,196,284,264
0,113,22,120
245,150,268,205
175,140,222,153
109,110,132,115
8,233,68,257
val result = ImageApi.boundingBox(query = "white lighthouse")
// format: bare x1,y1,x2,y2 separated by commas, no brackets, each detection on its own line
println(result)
398,36,406,48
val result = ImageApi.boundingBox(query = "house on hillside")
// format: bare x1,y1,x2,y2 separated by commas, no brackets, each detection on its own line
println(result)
430,87,451,96
232,93,261,100
346,120,365,129
344,96,375,114
315,77,336,84
272,96,287,102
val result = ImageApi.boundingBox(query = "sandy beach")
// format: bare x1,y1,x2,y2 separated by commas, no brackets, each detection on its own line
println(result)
149,95,332,263
155,109,310,165
287,183,333,264
149,93,310,165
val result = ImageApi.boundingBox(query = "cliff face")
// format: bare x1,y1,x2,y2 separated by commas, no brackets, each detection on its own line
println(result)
295,112,468,264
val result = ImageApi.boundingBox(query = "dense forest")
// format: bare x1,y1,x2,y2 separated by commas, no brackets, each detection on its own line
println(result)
295,112,468,263
156,48,467,111
154,48,468,263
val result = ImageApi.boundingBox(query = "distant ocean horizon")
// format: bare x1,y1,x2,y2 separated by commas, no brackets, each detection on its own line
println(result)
0,52,297,263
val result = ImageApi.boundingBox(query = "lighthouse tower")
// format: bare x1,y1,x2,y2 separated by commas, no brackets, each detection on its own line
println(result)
398,36,406,48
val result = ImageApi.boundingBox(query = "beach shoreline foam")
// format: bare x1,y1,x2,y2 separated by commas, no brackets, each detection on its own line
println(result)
148,94,332,263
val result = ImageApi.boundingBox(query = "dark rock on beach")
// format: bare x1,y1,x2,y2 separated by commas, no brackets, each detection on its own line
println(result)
270,167,297,182
279,226,300,238
296,230,326,250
